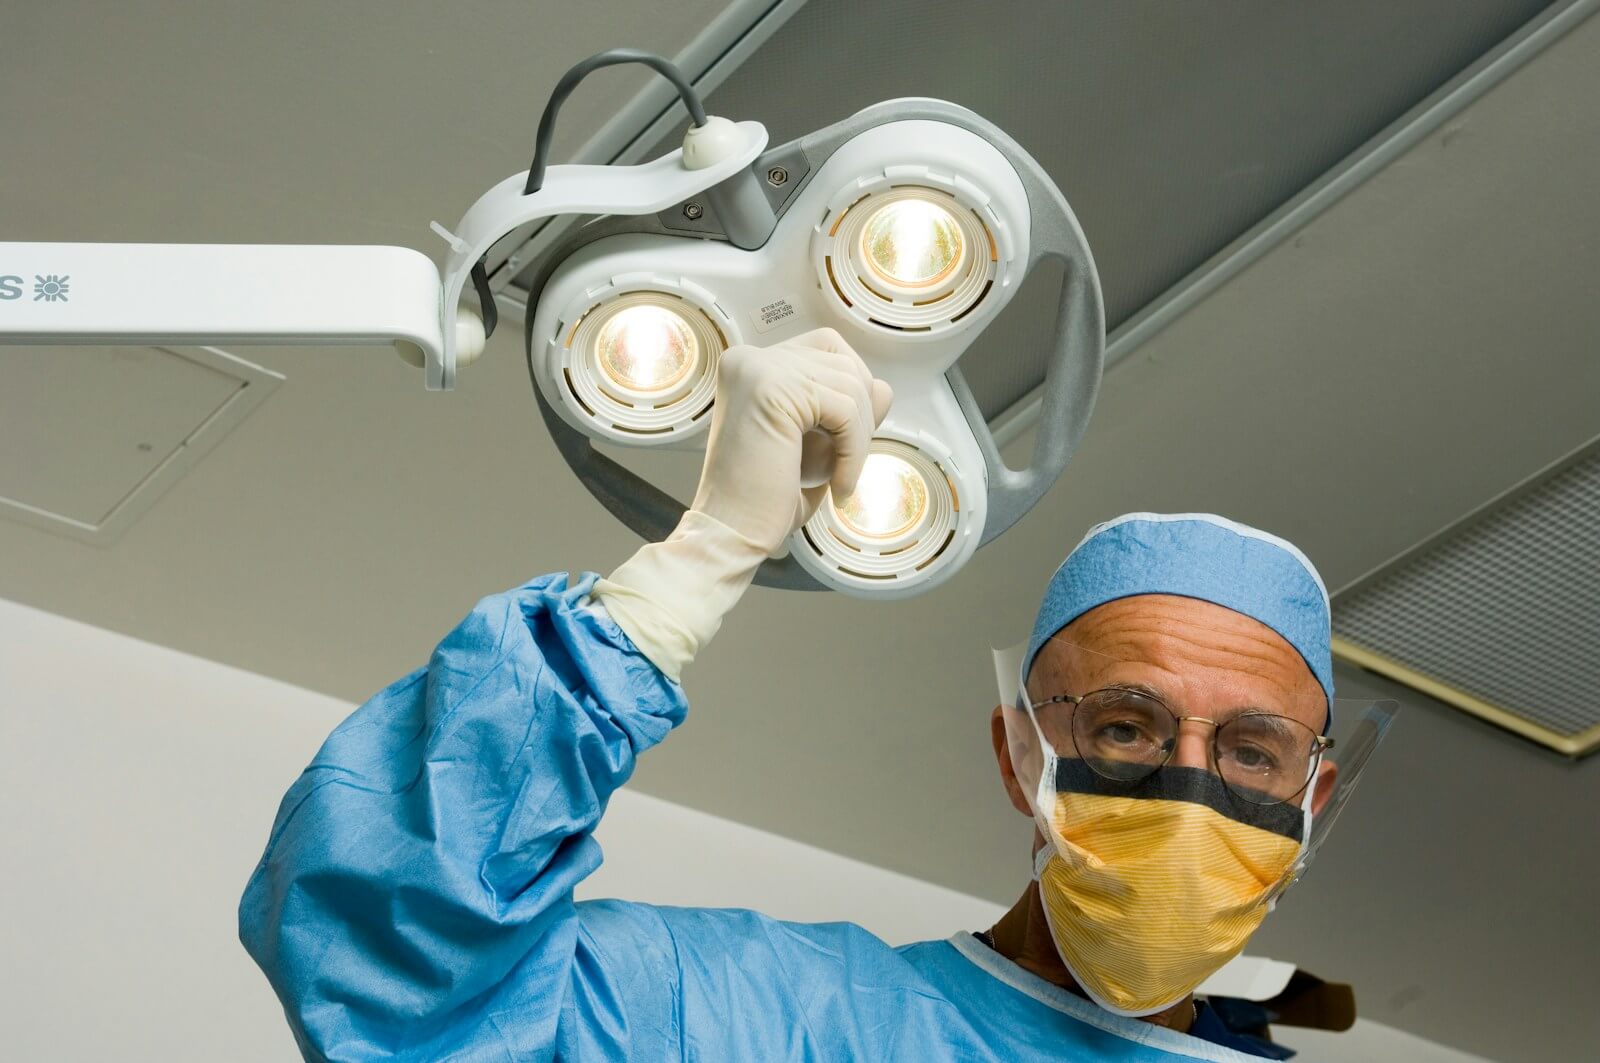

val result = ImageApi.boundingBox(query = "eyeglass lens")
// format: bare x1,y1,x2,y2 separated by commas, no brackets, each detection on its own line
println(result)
1067,688,1319,805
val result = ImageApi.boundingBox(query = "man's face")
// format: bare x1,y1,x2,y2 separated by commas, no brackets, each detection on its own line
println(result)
992,593,1336,823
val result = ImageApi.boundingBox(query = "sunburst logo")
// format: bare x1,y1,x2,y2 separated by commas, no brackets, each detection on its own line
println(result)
34,274,70,302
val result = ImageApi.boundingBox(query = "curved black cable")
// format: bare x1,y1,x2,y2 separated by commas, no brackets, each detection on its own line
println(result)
522,49,707,196
468,51,707,343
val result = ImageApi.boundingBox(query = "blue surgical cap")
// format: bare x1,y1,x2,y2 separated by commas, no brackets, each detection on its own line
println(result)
1024,513,1334,719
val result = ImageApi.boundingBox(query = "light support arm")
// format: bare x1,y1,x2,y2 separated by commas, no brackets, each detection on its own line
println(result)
0,243,446,358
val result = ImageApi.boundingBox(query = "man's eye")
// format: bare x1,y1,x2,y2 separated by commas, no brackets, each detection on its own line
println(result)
1226,744,1278,771
1101,721,1151,746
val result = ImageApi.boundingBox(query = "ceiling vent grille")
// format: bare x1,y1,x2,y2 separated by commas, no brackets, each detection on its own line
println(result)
1333,437,1600,756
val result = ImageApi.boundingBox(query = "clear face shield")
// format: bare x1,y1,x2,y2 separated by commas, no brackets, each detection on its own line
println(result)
995,634,1397,1017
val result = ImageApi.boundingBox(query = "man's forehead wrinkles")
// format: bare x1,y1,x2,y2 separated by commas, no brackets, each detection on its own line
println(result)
1058,600,1316,688
1081,614,1287,661
1029,610,1323,731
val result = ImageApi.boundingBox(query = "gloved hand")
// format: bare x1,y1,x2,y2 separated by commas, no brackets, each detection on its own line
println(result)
693,328,895,555
594,329,892,680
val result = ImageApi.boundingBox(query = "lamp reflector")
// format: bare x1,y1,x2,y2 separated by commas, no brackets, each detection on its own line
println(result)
553,289,729,441
817,184,1003,333
797,437,970,593
833,452,930,540
595,304,698,393
860,199,965,289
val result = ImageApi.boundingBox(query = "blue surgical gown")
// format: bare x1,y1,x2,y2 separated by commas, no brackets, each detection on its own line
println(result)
239,573,1266,1062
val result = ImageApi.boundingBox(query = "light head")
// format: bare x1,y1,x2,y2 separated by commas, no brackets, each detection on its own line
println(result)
515,96,1106,598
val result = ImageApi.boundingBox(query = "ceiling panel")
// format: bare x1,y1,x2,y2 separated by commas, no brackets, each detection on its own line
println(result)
1,346,240,525
0,345,280,542
652,0,1554,414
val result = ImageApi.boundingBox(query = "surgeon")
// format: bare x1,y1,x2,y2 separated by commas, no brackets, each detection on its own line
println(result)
241,329,1345,1061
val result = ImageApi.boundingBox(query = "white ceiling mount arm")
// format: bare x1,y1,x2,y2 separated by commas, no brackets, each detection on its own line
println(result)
432,120,766,390
0,123,765,391
0,243,446,363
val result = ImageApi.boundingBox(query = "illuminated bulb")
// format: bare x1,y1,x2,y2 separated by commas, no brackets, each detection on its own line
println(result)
834,453,930,540
595,304,698,393
860,198,965,288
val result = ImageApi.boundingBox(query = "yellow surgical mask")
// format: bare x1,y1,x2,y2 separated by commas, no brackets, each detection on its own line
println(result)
1030,758,1309,1016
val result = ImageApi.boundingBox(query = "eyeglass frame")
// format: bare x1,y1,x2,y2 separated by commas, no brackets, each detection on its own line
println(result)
1021,686,1336,806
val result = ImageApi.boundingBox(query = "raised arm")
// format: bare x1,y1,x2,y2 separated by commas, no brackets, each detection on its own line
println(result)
238,331,889,1061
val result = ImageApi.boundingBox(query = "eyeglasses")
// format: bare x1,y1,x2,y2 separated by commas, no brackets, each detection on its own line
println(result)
1027,686,1334,806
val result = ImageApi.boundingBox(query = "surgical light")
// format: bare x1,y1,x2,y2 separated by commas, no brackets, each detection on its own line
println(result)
833,452,930,540
802,438,959,582
0,48,1106,600
818,184,1001,335
558,288,728,441
523,60,1104,598
594,304,697,394
860,199,965,289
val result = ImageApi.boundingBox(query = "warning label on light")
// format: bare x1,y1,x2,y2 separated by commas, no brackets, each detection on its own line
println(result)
751,297,797,334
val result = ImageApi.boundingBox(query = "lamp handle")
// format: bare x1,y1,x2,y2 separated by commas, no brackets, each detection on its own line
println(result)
947,140,1106,547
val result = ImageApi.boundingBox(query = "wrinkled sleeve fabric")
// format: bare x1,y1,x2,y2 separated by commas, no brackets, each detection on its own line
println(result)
238,572,688,1062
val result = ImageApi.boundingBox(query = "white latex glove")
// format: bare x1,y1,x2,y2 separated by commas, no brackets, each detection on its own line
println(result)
594,329,892,680
693,328,895,555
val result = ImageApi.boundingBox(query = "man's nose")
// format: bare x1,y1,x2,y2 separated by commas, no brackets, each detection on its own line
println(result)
1169,720,1215,772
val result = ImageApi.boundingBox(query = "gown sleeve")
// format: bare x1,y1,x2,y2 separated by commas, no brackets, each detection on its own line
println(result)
238,572,688,1062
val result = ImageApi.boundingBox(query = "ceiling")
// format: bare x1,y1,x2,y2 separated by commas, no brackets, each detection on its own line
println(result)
620,0,1554,416
3,3,1598,1061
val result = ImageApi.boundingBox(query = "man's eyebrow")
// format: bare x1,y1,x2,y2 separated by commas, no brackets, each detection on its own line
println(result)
1101,681,1170,702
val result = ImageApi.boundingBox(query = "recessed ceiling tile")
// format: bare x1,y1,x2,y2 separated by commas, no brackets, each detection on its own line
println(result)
0,345,281,542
